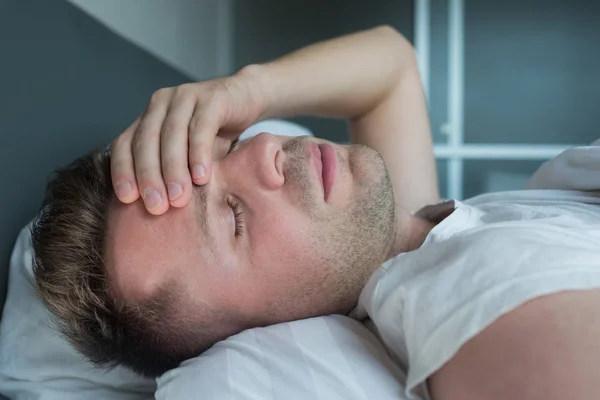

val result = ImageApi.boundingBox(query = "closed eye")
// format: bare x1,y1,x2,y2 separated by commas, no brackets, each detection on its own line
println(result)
227,197,244,237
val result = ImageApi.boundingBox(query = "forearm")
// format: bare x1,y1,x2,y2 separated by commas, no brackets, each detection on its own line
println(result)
237,25,417,121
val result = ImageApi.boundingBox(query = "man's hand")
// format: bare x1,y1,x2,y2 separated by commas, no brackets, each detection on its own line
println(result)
110,78,265,215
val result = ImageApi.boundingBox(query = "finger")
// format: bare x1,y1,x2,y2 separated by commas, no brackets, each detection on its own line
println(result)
160,91,196,208
111,118,141,203
188,102,221,185
132,90,173,215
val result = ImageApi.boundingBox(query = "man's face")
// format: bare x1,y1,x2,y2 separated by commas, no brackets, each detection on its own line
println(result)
105,133,395,326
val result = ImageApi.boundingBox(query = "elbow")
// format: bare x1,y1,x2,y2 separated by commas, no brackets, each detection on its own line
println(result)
372,24,401,37
372,25,412,46
371,25,418,71
374,25,416,58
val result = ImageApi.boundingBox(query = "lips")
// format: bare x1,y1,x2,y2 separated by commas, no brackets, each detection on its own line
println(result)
308,142,336,203
318,143,336,203
309,143,324,193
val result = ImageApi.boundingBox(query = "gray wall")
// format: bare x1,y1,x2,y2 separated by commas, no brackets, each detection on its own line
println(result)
67,0,230,80
0,0,191,318
233,0,415,143
464,0,600,145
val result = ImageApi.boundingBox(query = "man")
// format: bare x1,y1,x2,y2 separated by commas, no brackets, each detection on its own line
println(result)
32,26,600,399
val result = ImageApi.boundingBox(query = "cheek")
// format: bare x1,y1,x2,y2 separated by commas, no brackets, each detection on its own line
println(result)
249,208,317,276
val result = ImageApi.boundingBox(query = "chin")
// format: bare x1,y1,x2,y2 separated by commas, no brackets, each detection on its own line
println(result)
348,144,388,185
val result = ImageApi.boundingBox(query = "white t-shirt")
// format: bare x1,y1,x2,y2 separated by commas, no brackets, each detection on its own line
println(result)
351,142,600,399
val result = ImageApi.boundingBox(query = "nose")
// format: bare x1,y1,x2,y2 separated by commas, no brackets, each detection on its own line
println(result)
239,132,284,191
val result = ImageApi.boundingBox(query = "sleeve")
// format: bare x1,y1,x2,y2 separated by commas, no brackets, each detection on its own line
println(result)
526,139,600,191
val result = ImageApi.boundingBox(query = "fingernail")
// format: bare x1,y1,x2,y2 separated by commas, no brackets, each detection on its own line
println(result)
144,189,162,209
116,181,132,199
192,163,206,180
167,182,183,201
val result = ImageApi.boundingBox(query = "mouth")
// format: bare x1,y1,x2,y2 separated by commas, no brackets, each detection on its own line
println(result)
308,141,336,203
318,143,336,203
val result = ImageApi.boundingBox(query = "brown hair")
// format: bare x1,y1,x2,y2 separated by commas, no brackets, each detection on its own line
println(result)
31,148,238,378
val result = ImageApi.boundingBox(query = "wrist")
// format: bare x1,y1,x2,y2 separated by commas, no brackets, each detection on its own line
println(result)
234,64,272,121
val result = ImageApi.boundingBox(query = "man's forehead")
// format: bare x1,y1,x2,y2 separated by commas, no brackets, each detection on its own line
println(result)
105,189,210,301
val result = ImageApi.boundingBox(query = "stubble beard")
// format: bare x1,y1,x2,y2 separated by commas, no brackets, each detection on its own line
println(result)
284,138,396,316
320,144,395,314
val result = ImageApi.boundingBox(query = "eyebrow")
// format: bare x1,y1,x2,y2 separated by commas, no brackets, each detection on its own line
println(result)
192,182,211,240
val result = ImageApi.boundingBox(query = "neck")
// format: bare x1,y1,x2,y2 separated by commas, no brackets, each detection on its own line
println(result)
386,211,436,260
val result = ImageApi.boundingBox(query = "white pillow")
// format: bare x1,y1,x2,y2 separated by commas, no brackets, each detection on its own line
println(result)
156,315,408,400
239,119,313,140
0,225,156,400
